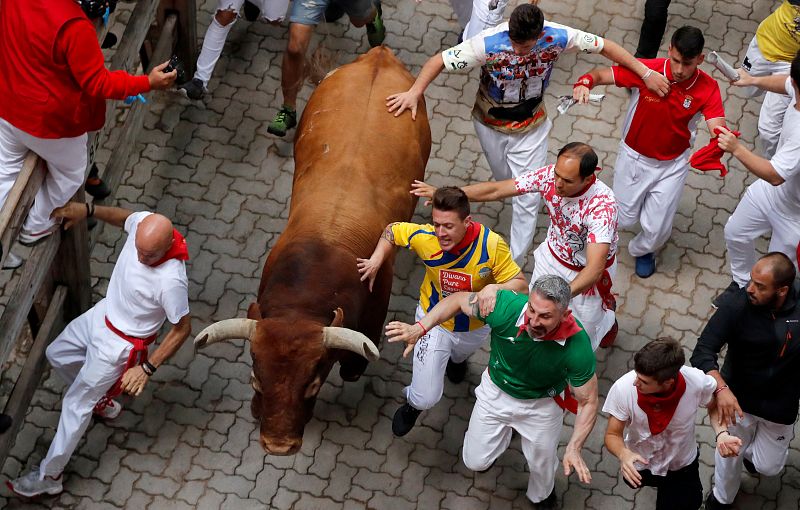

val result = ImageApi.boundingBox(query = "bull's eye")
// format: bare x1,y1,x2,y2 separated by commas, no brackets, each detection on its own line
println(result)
304,376,322,399
250,371,263,393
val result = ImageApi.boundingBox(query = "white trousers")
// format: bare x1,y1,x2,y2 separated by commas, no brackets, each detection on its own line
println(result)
473,119,549,265
0,118,87,233
530,242,616,350
463,370,564,503
613,142,689,257
712,412,794,504
741,36,792,159
463,0,510,39
404,306,489,410
39,299,133,478
195,0,289,85
724,180,800,287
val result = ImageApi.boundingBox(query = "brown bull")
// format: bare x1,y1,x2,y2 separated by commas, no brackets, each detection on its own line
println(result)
194,47,431,455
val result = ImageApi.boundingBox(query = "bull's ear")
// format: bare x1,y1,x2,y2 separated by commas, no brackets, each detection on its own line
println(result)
247,302,263,320
330,307,344,327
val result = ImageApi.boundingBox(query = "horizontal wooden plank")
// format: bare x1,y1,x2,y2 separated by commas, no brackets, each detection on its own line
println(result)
0,285,67,471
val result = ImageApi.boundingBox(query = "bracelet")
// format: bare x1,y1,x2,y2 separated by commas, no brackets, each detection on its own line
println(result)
641,69,654,81
573,73,594,90
415,321,428,336
714,384,729,396
141,361,157,376
85,202,95,218
715,430,729,441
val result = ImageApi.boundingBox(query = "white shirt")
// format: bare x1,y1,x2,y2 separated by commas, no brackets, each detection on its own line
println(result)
104,212,190,337
602,366,716,476
514,165,618,267
767,77,800,218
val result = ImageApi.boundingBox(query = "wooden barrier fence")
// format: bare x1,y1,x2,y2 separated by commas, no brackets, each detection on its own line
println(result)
0,0,196,470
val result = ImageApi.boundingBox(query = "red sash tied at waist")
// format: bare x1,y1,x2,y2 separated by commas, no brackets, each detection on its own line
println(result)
547,243,616,312
94,317,158,414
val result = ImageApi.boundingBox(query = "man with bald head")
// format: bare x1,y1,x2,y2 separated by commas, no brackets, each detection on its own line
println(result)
7,203,191,498
691,252,800,509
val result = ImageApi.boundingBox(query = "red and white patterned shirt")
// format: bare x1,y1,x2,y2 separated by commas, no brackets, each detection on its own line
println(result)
515,165,618,267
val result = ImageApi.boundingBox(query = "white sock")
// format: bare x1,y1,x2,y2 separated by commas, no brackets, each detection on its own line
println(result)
194,15,236,85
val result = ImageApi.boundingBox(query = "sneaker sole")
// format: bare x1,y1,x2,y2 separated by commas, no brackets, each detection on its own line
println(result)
177,88,204,101
6,480,63,498
267,126,288,137
18,233,55,247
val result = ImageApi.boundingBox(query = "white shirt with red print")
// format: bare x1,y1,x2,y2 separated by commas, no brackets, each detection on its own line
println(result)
514,165,618,267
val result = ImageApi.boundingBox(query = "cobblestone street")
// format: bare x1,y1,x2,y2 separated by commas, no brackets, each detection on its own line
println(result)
1,0,796,508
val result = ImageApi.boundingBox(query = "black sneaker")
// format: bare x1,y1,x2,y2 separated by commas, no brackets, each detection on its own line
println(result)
178,78,206,101
532,489,557,509
267,105,298,137
365,0,385,47
101,32,118,49
243,0,260,21
743,457,758,475
85,164,111,199
392,403,421,437
445,359,467,384
705,492,732,509
712,280,740,309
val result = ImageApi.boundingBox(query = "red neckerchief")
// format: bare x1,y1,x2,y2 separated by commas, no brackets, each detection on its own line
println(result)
431,222,481,257
636,372,687,435
518,309,582,340
152,229,189,266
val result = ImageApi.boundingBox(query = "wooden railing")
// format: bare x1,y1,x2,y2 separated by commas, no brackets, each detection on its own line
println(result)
0,0,196,469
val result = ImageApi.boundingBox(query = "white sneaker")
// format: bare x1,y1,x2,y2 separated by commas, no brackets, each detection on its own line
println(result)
93,399,122,420
6,466,63,498
2,252,23,270
18,225,59,246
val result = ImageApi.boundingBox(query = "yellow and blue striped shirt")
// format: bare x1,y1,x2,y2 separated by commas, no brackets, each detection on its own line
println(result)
391,222,520,332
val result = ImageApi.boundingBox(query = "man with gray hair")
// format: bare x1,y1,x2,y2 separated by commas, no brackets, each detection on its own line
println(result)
386,274,598,509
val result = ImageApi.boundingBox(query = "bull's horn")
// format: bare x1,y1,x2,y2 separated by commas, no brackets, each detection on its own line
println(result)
194,319,257,348
322,327,379,361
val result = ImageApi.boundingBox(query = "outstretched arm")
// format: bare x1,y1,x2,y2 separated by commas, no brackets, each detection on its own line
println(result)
717,126,785,185
733,70,791,94
357,223,399,291
51,201,133,229
600,39,669,97
385,291,480,357
573,67,615,104
410,179,520,204
386,54,444,120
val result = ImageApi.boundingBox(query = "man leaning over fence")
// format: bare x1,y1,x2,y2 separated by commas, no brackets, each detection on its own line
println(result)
6,202,192,498
0,0,176,269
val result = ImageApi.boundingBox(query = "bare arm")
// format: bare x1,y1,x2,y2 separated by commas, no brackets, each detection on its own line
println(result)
570,243,609,297
386,54,445,120
717,127,784,185
120,313,192,396
573,67,615,104
605,415,647,487
51,201,133,230
708,398,743,458
734,70,791,94
357,224,399,291
600,39,669,97
410,179,520,204
563,374,599,484
461,179,520,202
475,272,528,316
385,291,479,357
705,117,727,137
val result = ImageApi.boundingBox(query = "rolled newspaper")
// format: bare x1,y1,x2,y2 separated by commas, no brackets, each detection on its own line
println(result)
706,51,740,81
557,94,605,115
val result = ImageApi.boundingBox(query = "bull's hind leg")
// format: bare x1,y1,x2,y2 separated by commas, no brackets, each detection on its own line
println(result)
339,258,394,382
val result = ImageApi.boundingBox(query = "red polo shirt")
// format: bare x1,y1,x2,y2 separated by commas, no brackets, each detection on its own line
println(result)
612,58,725,161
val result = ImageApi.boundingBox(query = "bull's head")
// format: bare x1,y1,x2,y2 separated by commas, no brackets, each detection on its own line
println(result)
193,308,378,455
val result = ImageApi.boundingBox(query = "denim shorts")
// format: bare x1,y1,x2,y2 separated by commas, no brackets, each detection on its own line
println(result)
289,0,374,26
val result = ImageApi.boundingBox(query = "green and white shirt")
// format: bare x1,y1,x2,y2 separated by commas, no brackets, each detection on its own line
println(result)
478,290,595,400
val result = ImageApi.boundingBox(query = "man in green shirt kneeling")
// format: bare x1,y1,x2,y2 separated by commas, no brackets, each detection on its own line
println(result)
386,274,598,509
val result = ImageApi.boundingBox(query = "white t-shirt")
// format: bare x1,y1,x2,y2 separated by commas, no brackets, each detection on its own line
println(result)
767,77,800,217
514,165,618,267
104,212,190,337
602,366,716,476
